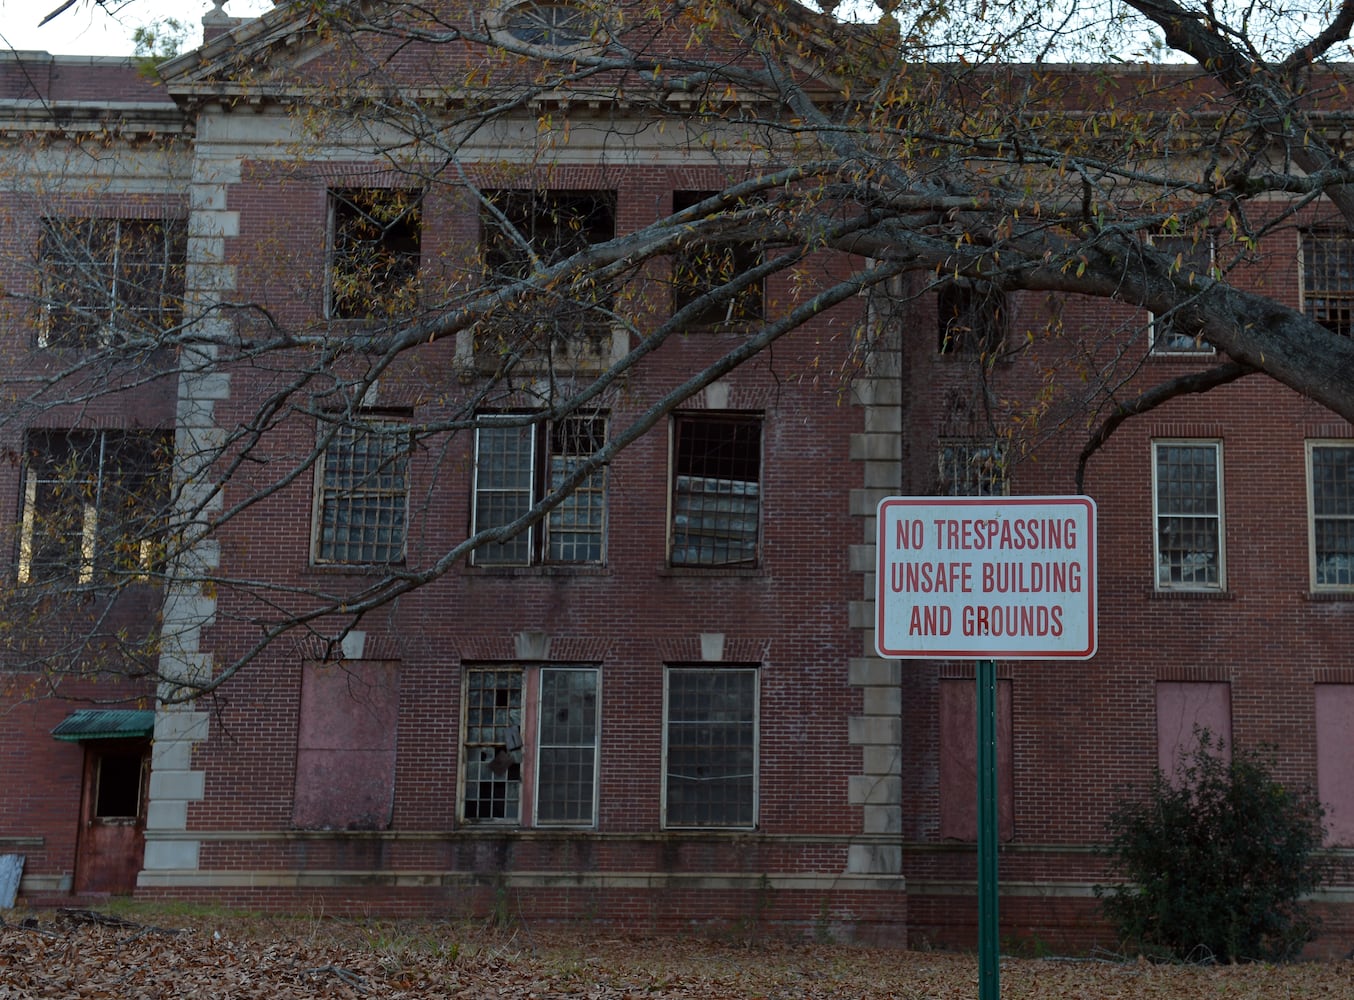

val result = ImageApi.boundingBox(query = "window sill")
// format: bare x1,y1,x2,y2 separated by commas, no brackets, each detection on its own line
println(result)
658,564,764,578
1148,587,1232,599
466,564,609,577
1307,589,1354,602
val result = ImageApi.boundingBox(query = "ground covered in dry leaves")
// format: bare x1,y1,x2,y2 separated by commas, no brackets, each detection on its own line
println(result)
1,907,1350,998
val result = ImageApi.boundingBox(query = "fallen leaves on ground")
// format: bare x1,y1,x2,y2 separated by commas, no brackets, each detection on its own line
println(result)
0,908,1349,999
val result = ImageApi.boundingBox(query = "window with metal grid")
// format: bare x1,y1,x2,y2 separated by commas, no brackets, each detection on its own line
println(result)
664,667,757,828
40,218,186,348
462,668,524,822
1310,443,1354,589
670,414,761,567
1154,441,1223,590
19,429,172,585
473,414,606,566
1303,231,1354,336
937,441,1007,497
535,667,599,825
314,419,409,565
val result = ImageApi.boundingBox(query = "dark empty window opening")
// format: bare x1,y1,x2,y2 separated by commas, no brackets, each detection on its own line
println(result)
671,191,763,325
938,280,1006,355
328,188,422,319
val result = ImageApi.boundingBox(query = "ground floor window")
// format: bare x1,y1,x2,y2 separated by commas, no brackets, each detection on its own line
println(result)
461,665,600,826
663,666,758,828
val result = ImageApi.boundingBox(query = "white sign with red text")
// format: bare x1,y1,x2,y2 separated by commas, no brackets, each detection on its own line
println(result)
875,496,1097,659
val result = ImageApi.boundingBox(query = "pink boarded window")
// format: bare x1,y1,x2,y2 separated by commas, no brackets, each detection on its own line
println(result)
292,661,400,829
1316,684,1354,846
1155,681,1231,782
938,678,1014,841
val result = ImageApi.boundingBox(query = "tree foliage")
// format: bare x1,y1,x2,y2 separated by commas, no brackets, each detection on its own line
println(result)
1097,734,1327,962
10,0,1354,698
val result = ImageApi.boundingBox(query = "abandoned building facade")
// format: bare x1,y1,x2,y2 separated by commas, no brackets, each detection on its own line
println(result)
0,1,1351,952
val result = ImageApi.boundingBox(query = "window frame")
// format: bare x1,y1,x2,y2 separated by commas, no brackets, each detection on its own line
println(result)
937,440,1008,497
470,412,608,567
668,412,762,568
937,279,1006,356
311,414,412,566
1306,440,1354,592
1147,232,1217,356
459,664,601,828
39,216,187,349
661,665,759,831
18,428,172,586
670,190,764,327
325,187,423,321
1152,439,1226,592
1301,229,1354,337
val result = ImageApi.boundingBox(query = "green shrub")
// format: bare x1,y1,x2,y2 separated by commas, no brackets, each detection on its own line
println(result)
1096,733,1326,962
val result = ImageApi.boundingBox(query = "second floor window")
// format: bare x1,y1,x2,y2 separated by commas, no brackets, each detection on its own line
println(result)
670,414,761,567
40,218,186,348
313,418,410,565
327,188,422,319
472,414,607,566
19,428,172,585
1153,440,1224,591
1309,442,1354,590
1148,233,1215,355
1303,230,1354,337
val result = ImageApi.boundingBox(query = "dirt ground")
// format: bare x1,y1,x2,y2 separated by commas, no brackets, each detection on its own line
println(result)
1,907,1351,998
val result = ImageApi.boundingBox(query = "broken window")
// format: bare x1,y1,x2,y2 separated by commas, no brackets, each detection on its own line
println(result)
1302,230,1354,337
461,665,599,826
663,667,757,828
327,188,422,319
670,414,761,567
19,429,173,585
937,280,1006,356
93,750,146,820
1149,233,1215,354
471,414,607,566
313,416,410,565
480,190,616,347
671,191,763,326
40,217,186,348
502,0,600,45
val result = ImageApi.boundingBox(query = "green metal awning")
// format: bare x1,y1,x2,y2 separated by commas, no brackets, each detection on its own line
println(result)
51,709,155,742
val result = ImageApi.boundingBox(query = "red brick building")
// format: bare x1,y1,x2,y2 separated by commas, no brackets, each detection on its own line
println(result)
0,1,1351,953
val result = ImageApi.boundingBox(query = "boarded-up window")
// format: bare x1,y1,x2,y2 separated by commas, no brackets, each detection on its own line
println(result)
1155,681,1231,781
938,678,1014,841
292,661,400,830
1315,684,1354,846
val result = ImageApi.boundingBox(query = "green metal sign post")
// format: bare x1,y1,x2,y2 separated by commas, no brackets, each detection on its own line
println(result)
976,658,999,1000
873,495,1097,1000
